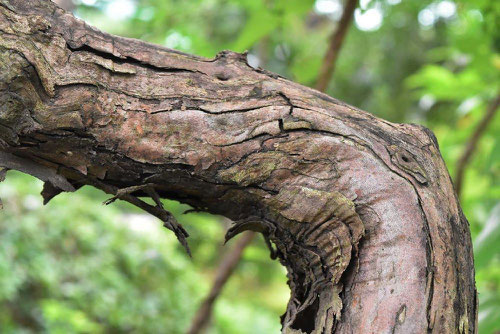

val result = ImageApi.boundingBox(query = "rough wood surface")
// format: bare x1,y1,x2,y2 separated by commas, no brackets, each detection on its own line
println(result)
0,1,476,332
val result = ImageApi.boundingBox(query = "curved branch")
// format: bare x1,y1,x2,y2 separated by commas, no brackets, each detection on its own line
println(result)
0,1,476,333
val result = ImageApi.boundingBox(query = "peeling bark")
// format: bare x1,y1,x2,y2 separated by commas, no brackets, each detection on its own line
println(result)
0,1,477,333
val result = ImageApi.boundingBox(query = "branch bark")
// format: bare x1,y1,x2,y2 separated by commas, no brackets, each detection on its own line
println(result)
0,1,476,333
188,36,272,333
188,231,256,334
192,2,359,315
315,0,358,92
50,0,75,12
454,93,500,197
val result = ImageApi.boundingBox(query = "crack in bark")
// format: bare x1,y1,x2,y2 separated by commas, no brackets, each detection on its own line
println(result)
66,43,204,75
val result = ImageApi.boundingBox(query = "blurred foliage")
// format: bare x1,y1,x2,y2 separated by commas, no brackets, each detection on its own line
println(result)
1,0,499,332
0,172,287,333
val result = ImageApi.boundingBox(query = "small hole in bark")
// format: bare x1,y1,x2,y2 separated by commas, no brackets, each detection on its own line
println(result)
290,296,319,333
215,72,231,81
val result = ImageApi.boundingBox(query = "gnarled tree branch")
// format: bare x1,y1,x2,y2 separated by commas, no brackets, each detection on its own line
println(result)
0,1,476,333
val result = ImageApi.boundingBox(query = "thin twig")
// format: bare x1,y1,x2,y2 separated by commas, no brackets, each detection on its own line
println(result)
85,178,191,255
187,231,256,334
454,93,500,197
315,0,358,92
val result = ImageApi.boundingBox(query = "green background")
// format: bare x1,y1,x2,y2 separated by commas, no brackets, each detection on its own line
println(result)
0,0,499,333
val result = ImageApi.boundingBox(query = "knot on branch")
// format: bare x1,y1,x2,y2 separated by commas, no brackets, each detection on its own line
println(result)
214,49,249,63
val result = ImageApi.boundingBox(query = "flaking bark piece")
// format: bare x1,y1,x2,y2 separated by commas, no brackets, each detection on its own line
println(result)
262,234,278,260
0,167,7,209
0,152,75,192
224,216,275,244
225,217,278,258
41,182,63,205
103,183,191,256
41,182,83,205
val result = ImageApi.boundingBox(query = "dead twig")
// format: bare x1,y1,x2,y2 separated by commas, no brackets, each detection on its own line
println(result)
87,179,191,256
454,93,500,197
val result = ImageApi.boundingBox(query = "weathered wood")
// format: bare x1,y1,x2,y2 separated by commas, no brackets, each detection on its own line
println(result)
0,1,476,332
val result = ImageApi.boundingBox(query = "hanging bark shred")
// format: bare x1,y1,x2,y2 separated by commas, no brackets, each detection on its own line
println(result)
0,1,476,332
0,167,7,209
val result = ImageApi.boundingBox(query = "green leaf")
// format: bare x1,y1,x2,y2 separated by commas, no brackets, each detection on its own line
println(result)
474,204,500,270
41,299,104,334
232,10,278,52
478,290,500,334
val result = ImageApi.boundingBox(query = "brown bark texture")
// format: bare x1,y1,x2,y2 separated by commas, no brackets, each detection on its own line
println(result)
0,1,476,333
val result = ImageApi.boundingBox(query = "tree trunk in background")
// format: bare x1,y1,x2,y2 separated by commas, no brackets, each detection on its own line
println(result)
454,93,500,197
315,0,358,92
0,1,477,333
188,231,256,334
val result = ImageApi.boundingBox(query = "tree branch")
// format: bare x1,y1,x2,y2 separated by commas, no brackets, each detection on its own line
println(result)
190,0,359,320
315,0,358,92
0,1,477,332
454,93,500,197
51,0,75,12
187,36,273,332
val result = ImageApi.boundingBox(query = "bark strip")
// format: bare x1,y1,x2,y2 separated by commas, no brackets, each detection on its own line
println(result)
0,1,476,332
